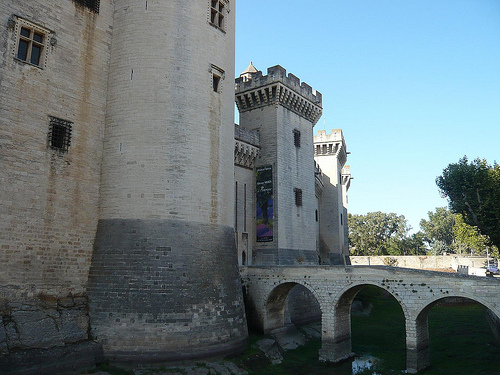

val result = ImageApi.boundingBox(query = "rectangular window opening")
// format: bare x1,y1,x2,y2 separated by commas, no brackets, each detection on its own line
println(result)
48,116,73,153
15,22,48,68
74,0,100,13
293,129,301,147
209,0,226,31
213,74,221,92
294,188,303,207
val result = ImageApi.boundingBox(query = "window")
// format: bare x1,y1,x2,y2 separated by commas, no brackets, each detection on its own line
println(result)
210,64,224,93
244,183,247,231
315,209,318,222
235,181,238,230
294,188,302,207
293,129,301,147
74,0,100,13
48,116,73,153
213,74,221,92
14,19,49,68
210,0,226,31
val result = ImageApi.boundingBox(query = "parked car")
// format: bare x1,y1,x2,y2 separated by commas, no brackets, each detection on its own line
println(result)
486,265,499,277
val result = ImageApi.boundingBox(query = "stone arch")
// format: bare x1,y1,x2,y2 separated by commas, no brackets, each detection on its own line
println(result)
417,293,500,321
335,281,410,321
408,294,500,373
319,282,408,364
264,281,322,333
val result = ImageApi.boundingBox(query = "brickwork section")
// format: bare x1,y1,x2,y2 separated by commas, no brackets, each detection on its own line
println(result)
89,0,247,362
0,1,113,294
241,266,500,373
99,0,235,227
88,219,248,361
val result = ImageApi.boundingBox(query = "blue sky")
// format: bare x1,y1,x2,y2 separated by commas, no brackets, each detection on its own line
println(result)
235,0,500,232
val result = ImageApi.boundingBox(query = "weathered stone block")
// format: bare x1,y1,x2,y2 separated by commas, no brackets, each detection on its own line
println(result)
58,309,89,343
12,311,64,349
5,322,21,350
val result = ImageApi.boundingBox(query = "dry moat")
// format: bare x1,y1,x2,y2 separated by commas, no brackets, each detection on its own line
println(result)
85,287,500,375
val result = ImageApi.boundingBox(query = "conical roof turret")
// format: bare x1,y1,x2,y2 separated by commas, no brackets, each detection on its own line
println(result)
240,61,258,81
241,61,258,75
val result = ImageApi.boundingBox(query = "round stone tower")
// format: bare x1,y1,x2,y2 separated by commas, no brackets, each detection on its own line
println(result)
87,0,247,361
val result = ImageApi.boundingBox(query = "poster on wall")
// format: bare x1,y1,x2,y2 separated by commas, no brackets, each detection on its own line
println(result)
256,165,273,242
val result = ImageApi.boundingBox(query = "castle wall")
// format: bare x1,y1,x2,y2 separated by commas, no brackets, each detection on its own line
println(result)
0,0,113,365
87,0,248,361
275,107,317,253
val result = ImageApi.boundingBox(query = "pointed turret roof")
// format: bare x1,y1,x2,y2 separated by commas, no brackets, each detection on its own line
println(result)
241,61,258,76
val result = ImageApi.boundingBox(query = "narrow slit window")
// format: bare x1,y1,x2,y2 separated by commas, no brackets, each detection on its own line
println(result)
294,188,303,207
213,74,221,92
293,129,301,147
211,64,224,93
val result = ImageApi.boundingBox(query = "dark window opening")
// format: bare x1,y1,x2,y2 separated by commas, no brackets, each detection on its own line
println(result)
74,0,100,13
315,209,318,222
294,188,303,207
341,213,343,225
48,116,73,153
293,129,301,147
213,74,221,92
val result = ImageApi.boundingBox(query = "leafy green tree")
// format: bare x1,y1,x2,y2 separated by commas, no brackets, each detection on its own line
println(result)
436,156,500,248
402,231,427,255
348,212,410,256
419,207,456,252
453,214,497,257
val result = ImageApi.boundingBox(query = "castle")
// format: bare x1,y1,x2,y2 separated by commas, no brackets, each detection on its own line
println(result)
0,1,349,373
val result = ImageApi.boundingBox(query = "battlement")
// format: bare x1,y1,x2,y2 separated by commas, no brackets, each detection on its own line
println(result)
236,65,322,105
314,129,344,143
235,65,322,124
314,129,347,167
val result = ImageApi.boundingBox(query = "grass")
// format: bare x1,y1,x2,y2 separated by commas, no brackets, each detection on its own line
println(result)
421,303,500,375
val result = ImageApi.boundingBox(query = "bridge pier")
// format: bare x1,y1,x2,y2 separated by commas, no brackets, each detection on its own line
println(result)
405,316,430,374
318,297,354,363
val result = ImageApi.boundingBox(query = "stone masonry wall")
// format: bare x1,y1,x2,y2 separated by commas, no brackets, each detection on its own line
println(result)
0,0,113,365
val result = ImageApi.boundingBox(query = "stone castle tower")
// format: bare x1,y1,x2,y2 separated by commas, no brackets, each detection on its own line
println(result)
87,0,247,361
235,65,323,265
0,0,247,371
314,130,351,263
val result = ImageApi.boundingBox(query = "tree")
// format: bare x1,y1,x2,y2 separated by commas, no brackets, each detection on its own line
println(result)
453,214,498,257
436,156,500,249
348,212,411,256
419,207,456,252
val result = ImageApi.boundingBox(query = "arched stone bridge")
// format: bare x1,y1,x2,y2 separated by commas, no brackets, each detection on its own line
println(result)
240,265,500,374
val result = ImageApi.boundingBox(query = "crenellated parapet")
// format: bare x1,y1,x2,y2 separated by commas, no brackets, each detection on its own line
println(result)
314,129,347,167
341,165,351,192
235,65,323,124
234,124,259,168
